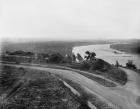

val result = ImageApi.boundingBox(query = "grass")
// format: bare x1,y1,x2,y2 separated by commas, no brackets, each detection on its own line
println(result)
135,69,140,75
75,71,117,87
103,67,127,85
46,63,125,86
51,65,117,87
70,63,127,85
56,61,127,85
0,64,117,109
0,65,84,109
0,61,123,87
25,62,117,87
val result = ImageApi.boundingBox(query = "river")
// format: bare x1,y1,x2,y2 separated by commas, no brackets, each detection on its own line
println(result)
73,44,140,69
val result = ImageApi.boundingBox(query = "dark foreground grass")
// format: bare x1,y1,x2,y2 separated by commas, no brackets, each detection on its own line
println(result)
0,65,85,109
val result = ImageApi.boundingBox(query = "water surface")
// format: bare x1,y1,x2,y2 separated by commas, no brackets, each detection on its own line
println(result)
73,44,140,69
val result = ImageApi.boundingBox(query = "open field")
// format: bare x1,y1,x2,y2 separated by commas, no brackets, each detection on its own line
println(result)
0,65,83,109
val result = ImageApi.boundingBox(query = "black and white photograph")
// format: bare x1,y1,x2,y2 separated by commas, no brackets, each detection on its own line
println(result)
0,0,140,109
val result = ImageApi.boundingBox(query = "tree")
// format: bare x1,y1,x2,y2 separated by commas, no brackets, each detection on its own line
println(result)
72,53,76,62
84,51,96,61
126,60,137,69
66,54,72,63
80,61,91,70
115,60,119,67
77,53,83,62
48,53,64,63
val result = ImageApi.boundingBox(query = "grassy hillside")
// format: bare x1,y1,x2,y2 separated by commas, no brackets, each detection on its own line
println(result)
0,65,86,109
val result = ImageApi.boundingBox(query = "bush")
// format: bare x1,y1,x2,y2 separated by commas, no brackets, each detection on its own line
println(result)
90,59,111,72
126,60,137,69
48,53,64,63
1,73,80,109
74,59,111,72
80,61,91,70
65,55,72,63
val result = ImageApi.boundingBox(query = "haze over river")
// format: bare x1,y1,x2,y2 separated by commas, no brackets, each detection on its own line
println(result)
73,44,140,69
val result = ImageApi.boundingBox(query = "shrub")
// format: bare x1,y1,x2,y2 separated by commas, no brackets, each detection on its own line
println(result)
126,60,137,69
80,61,91,70
65,55,72,63
90,59,111,72
48,53,64,63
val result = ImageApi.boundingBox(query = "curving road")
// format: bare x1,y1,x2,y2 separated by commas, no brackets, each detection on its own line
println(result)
1,63,140,109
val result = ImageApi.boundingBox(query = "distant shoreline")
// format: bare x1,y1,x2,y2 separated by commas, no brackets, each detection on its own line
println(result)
110,43,140,55
2,40,110,56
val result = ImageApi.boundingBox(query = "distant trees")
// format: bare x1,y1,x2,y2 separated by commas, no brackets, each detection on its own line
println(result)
84,51,96,61
7,50,34,57
48,53,64,63
40,53,50,59
126,60,137,69
48,53,76,63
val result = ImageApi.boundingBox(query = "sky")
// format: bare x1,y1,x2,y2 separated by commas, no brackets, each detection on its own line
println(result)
0,0,140,42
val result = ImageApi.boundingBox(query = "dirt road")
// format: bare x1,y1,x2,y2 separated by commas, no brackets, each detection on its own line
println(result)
2,63,140,109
